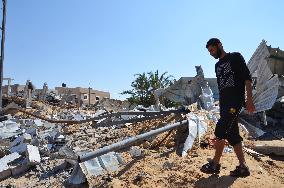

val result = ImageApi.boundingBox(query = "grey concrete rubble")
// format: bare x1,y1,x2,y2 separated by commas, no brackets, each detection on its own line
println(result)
129,146,142,158
0,151,32,180
0,152,21,179
67,151,124,184
253,140,284,156
26,145,41,164
0,120,21,139
9,143,28,154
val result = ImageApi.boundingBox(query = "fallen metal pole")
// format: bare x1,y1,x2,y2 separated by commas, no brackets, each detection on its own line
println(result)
94,113,171,127
78,119,188,163
89,108,186,123
6,105,186,125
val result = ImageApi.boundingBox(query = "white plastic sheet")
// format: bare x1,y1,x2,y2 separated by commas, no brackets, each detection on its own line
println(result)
182,113,208,156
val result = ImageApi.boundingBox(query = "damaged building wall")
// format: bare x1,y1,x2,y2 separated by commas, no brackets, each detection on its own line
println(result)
267,46,284,97
55,87,110,105
267,46,284,76
248,40,284,98
182,77,218,100
1,84,25,96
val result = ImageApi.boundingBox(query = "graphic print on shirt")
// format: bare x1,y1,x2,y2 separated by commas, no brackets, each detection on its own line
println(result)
216,61,235,91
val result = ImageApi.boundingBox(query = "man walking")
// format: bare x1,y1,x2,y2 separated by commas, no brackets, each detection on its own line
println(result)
201,38,255,177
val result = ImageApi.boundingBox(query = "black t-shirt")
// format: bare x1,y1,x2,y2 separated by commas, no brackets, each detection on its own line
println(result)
215,52,252,105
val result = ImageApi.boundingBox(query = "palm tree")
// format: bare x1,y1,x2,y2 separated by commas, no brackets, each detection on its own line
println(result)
122,70,175,107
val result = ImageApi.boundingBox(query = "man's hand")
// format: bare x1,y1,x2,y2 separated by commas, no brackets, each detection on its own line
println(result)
246,100,255,114
245,80,255,114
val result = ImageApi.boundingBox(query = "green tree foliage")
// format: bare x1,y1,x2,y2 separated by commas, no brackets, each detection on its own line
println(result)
122,70,176,107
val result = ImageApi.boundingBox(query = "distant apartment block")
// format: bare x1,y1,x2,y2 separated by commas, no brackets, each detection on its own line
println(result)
55,87,110,105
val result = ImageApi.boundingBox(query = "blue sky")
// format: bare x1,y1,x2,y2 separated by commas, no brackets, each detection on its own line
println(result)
4,0,284,99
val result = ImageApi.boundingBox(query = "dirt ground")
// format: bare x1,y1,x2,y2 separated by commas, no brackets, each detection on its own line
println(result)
88,142,284,188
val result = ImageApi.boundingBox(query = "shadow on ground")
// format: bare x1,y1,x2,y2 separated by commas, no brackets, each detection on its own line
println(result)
194,174,237,188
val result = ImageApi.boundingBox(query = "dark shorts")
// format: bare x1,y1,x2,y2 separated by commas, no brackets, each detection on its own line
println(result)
215,101,243,146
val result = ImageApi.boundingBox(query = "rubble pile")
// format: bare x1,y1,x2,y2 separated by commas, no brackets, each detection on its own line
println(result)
0,95,283,187
94,98,132,112
0,98,216,186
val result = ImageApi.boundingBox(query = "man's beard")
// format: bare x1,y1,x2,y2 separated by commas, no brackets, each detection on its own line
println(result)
214,47,222,59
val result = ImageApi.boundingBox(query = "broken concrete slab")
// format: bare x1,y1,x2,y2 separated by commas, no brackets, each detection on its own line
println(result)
26,145,41,165
253,140,284,156
68,162,87,185
239,118,265,138
73,113,85,121
0,167,11,181
81,157,105,177
11,164,31,176
31,138,39,146
67,151,124,185
9,143,28,154
98,152,121,172
10,136,24,148
19,119,34,126
34,119,43,127
129,146,142,158
23,133,32,143
58,146,77,160
25,127,37,137
0,152,21,180
0,120,21,139
10,133,32,148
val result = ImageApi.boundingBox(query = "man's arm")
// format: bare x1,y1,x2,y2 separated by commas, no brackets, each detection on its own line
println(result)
245,80,255,113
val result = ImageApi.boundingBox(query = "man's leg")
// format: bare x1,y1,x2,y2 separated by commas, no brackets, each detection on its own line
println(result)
200,104,226,174
200,137,225,174
233,142,246,166
230,142,250,177
228,112,250,177
213,138,226,165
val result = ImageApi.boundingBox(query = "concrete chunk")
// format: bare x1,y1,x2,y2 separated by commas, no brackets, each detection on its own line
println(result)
0,120,21,139
129,146,142,158
10,136,24,147
11,164,31,176
0,152,21,170
26,145,41,165
22,133,32,143
98,152,120,172
0,152,21,180
82,157,105,176
10,143,28,154
253,140,284,156
34,119,43,127
25,127,37,137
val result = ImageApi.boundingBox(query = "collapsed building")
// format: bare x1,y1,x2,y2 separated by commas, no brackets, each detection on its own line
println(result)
1,82,111,108
0,40,283,187
247,40,284,126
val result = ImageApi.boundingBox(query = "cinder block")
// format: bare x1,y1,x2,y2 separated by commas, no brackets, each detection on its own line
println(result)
26,145,41,165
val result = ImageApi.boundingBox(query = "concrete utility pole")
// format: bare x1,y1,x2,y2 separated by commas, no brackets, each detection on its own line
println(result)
0,0,6,110
88,86,91,106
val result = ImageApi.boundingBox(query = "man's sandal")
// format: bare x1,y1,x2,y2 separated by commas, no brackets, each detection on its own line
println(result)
200,161,221,174
230,165,250,177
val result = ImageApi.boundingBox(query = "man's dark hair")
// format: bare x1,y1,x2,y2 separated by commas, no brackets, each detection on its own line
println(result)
206,38,221,48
